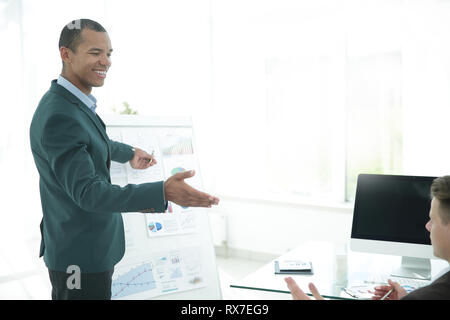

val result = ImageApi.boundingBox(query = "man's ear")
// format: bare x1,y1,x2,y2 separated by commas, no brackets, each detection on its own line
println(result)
60,47,72,65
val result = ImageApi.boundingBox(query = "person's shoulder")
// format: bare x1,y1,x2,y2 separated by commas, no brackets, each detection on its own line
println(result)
402,274,450,300
35,86,82,119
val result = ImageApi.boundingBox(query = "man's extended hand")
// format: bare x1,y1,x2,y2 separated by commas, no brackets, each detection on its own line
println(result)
130,147,157,169
164,170,219,208
285,277,324,300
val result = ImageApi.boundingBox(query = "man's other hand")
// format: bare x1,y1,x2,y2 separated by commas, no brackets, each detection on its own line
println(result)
130,147,157,169
285,277,324,300
164,170,219,208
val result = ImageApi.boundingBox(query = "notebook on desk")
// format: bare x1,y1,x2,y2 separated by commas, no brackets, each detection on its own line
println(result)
274,260,314,275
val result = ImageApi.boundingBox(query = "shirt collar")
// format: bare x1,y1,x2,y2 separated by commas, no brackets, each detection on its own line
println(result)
57,75,97,113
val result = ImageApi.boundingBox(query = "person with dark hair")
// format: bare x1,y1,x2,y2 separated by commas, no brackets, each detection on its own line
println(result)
29,19,219,300
371,175,450,300
285,175,450,300
58,19,106,51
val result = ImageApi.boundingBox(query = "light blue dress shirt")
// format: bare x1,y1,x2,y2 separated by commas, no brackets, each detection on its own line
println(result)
57,75,97,114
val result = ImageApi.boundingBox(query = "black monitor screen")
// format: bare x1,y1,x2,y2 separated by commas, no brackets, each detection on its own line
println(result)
351,174,435,245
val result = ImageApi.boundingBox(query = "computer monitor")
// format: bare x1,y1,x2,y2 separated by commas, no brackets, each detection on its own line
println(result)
350,174,437,280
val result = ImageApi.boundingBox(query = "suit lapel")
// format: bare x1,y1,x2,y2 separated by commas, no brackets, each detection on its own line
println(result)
78,108,112,167
51,81,111,164
78,105,110,143
93,113,112,170
95,113,107,130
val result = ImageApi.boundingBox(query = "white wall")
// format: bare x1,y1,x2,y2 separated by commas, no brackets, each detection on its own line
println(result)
210,196,353,257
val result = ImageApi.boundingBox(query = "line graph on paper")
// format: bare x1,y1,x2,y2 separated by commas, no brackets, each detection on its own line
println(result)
112,262,157,299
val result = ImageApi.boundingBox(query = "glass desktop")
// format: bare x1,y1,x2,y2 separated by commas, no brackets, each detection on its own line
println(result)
229,241,448,300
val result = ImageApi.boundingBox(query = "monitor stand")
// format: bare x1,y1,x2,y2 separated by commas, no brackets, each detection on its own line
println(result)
390,256,431,280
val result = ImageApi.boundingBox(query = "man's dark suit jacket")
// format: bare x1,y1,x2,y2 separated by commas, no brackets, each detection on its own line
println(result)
30,80,166,273
402,270,450,300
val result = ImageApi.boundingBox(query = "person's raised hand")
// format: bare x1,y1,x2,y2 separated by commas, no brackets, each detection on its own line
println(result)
285,277,324,300
129,147,157,169
371,279,407,300
164,170,219,208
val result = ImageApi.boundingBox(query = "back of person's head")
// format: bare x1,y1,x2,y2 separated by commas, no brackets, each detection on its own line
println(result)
58,19,107,53
431,176,450,225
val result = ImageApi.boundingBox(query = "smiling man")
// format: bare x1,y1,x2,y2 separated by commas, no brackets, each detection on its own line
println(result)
59,21,111,95
29,19,219,300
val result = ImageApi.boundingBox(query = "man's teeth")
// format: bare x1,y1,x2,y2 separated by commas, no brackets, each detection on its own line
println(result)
94,71,107,75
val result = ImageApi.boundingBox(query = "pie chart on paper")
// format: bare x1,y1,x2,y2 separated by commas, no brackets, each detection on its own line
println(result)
148,222,163,233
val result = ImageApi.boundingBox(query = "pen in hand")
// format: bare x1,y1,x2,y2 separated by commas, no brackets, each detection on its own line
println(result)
380,288,394,300
145,151,155,164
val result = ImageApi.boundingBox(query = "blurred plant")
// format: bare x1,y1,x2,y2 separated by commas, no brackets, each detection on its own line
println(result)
111,101,138,115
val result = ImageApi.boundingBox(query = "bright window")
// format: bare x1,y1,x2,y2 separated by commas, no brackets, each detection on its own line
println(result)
210,0,450,203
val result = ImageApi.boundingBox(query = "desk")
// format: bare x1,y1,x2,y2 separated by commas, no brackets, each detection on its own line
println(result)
230,241,449,300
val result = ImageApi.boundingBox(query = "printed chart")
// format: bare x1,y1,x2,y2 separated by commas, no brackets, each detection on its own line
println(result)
106,124,214,300
145,211,197,237
112,262,156,299
112,248,205,300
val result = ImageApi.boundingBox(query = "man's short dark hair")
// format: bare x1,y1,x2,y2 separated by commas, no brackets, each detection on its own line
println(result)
431,176,450,225
58,19,107,53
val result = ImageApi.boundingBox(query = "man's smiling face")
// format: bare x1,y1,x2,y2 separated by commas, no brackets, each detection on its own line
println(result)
60,28,112,95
